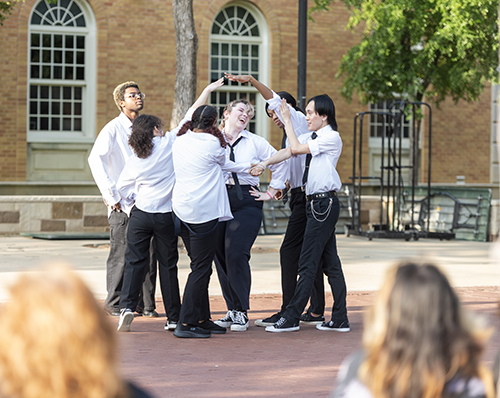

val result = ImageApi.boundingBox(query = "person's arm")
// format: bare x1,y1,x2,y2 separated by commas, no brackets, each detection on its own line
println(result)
191,77,225,110
224,73,273,100
249,147,291,176
280,99,310,155
116,163,136,209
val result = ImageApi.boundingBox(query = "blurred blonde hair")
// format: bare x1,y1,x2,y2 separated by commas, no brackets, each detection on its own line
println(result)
0,264,128,398
360,261,494,398
219,99,255,131
113,81,140,111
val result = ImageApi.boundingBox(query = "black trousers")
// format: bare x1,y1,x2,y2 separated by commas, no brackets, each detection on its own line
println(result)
120,207,181,322
214,185,263,311
177,218,219,325
283,196,348,323
279,190,325,314
104,210,157,312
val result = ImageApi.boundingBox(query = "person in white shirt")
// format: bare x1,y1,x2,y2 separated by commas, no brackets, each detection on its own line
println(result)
251,95,349,333
225,73,326,328
213,97,288,332
115,79,224,333
88,82,157,318
172,104,250,338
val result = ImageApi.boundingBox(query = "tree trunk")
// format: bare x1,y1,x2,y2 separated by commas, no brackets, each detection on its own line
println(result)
170,0,198,130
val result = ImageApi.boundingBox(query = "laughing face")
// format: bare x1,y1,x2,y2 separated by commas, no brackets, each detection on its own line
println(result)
224,102,251,131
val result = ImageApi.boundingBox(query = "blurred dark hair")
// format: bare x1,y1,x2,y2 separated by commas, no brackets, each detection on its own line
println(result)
307,94,337,131
178,105,227,148
129,114,163,159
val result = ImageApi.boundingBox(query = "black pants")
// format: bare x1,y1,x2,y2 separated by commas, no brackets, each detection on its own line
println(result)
177,218,219,325
104,210,157,312
120,207,181,322
214,185,263,311
280,190,325,314
283,196,347,323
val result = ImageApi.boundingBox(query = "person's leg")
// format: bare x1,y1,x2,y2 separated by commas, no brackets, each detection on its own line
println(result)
214,220,235,310
139,237,158,316
104,210,128,315
154,212,181,324
279,198,339,325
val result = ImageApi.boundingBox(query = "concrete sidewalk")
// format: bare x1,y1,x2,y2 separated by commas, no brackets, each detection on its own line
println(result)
0,234,499,397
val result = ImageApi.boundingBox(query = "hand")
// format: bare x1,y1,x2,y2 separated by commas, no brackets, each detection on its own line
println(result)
279,99,292,124
224,72,252,84
206,77,225,92
249,187,272,201
112,201,122,212
274,189,283,200
249,162,266,176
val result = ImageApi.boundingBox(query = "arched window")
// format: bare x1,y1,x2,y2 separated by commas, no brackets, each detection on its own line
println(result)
209,2,269,137
28,0,96,143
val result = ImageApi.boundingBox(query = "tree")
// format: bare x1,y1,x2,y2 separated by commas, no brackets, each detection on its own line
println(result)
310,0,499,106
0,1,19,25
170,0,198,129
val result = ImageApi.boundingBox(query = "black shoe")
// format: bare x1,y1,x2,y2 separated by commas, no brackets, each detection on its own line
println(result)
300,311,325,324
316,320,350,332
104,307,120,317
142,309,159,317
255,312,282,327
198,320,226,334
265,316,300,333
173,323,211,338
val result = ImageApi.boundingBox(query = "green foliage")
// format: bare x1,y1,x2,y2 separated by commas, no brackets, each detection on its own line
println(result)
311,0,499,106
0,1,17,25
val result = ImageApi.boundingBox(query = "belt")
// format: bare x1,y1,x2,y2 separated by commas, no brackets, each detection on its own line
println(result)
226,184,256,190
306,190,337,201
290,186,305,195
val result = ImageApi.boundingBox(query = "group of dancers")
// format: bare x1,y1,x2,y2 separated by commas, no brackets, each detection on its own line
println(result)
88,72,349,338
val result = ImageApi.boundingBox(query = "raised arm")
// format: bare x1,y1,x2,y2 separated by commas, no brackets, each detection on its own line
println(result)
224,73,273,100
191,77,225,110
280,100,310,155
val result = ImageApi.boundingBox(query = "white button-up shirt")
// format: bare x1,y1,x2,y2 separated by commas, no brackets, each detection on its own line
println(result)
223,129,288,190
266,91,309,189
117,131,178,214
88,112,134,215
172,131,250,224
300,124,342,195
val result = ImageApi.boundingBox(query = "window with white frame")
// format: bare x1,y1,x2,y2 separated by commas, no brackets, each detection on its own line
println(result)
28,0,95,143
209,3,269,136
369,100,410,139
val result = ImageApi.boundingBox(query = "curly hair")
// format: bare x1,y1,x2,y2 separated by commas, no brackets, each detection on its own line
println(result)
178,105,227,148
219,99,255,131
0,264,129,398
129,114,164,159
359,261,494,398
113,81,140,111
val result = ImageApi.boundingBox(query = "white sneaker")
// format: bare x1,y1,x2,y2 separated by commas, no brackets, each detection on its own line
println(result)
117,308,134,332
164,320,178,331
230,310,249,332
214,310,234,328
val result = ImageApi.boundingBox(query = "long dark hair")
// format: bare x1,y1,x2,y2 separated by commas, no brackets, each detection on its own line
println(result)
178,105,227,148
128,115,163,159
307,94,338,131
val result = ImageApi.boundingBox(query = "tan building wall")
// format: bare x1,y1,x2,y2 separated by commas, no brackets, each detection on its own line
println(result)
0,0,495,190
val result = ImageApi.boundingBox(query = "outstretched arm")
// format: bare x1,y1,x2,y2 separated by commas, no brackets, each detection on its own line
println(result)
191,77,225,110
224,73,273,100
280,100,310,155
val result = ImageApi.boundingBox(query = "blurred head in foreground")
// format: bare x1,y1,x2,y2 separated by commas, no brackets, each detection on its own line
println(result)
360,261,494,398
0,264,129,398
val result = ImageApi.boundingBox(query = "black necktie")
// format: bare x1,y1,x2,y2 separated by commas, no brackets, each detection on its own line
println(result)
229,136,244,200
281,129,289,205
302,132,318,186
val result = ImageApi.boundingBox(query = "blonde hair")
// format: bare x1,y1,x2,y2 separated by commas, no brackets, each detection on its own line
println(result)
113,81,140,111
219,99,255,131
0,264,129,398
360,261,494,398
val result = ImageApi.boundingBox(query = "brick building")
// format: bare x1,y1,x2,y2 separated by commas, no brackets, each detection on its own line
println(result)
0,0,498,237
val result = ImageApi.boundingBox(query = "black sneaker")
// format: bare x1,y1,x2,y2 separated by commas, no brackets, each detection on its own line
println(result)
265,316,300,333
143,309,159,318
316,320,350,332
230,310,249,331
300,311,325,324
173,323,211,338
117,308,134,332
214,310,234,328
198,320,227,334
255,312,282,327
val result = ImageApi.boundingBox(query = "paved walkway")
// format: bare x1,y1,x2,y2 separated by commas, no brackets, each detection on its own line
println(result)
0,234,499,397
